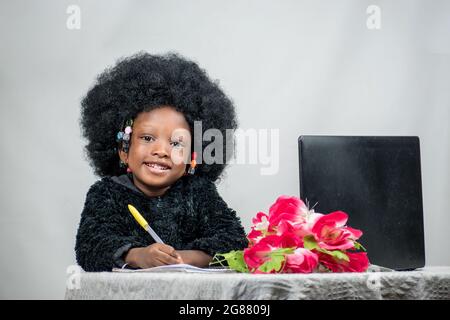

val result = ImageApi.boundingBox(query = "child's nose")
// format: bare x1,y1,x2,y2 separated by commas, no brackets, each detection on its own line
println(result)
150,140,170,158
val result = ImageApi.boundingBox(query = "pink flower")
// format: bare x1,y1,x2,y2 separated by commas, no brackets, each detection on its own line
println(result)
268,196,305,227
243,235,280,269
248,212,270,244
252,211,270,228
277,212,324,239
276,232,303,248
318,251,369,272
267,195,323,238
283,248,319,273
247,229,263,245
229,195,370,274
243,233,301,271
311,211,363,251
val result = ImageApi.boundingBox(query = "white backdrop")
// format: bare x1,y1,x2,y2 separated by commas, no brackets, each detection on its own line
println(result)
1,0,449,299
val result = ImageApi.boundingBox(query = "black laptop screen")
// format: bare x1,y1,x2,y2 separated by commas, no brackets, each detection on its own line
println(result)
298,136,425,270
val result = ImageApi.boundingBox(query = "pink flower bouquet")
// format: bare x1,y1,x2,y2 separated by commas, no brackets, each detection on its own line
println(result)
212,196,369,273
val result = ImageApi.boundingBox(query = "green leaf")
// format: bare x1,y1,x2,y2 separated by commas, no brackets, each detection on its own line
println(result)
314,246,350,262
272,247,296,255
211,251,249,273
303,235,319,250
330,250,349,262
258,254,285,273
353,241,367,251
257,247,295,273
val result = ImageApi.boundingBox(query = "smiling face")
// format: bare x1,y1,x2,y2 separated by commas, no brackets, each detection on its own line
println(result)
119,106,191,197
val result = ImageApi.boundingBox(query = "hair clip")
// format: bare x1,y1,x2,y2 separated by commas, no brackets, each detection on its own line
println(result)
116,119,133,153
187,151,197,175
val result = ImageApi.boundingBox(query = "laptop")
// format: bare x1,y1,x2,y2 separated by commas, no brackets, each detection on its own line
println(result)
298,136,425,270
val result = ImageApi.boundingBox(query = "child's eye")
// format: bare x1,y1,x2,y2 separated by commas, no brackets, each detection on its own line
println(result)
171,141,184,148
141,136,155,142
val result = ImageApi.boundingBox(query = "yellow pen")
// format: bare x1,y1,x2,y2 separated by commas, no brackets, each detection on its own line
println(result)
127,204,164,244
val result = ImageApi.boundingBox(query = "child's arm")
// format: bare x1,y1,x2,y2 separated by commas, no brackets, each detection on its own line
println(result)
176,250,212,267
125,246,212,268
76,181,150,271
124,243,183,268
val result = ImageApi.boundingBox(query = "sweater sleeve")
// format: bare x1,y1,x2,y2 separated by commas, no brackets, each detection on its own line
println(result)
184,178,248,256
75,181,146,272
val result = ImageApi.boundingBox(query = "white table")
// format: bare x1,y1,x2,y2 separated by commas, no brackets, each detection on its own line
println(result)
65,266,450,300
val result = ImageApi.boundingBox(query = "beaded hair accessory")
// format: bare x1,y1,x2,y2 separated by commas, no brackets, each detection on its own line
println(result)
187,151,197,175
116,119,133,153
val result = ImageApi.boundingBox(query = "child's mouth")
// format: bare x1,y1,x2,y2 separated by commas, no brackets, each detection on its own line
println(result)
144,162,171,174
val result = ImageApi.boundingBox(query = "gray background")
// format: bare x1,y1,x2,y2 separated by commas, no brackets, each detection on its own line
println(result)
1,0,449,299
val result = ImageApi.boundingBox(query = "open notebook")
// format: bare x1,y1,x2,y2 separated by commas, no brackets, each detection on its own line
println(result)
112,263,236,273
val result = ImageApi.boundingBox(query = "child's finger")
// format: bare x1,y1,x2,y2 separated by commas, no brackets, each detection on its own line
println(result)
171,250,182,259
157,251,182,265
158,244,180,259
156,243,174,253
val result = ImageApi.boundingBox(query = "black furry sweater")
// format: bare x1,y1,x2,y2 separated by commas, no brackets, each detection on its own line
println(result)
75,174,248,272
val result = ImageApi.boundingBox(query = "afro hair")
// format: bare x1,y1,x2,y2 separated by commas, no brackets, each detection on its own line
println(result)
80,52,237,182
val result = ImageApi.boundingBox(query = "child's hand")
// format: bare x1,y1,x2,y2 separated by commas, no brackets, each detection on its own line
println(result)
125,244,184,268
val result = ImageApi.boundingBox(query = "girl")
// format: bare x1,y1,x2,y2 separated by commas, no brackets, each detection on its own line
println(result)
76,52,248,272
